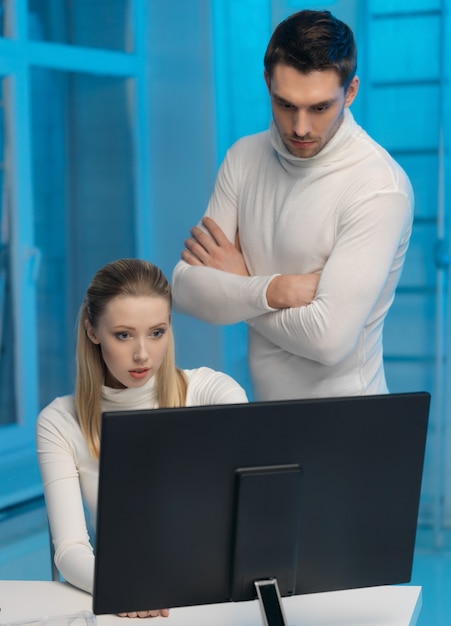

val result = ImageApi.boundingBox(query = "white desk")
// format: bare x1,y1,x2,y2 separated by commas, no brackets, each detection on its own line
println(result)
0,581,421,626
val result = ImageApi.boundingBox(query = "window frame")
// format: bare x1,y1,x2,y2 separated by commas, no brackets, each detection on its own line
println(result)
0,0,152,509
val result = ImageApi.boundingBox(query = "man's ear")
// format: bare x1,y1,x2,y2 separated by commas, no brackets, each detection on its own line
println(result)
264,69,271,94
344,75,359,108
85,319,100,345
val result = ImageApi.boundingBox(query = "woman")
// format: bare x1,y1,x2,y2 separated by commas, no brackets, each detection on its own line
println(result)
36,258,248,617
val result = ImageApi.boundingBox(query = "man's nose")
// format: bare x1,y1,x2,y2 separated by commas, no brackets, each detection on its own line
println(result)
293,111,311,137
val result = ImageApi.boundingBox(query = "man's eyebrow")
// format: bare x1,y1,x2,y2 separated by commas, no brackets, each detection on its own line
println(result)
309,98,337,107
272,93,294,105
272,92,338,108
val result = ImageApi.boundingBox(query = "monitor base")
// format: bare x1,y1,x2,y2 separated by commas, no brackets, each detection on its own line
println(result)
255,579,289,626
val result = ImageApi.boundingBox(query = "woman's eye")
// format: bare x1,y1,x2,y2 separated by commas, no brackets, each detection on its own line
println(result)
152,329,165,339
115,331,129,340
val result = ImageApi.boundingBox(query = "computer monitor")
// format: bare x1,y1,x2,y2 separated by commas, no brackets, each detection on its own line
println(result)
93,392,430,622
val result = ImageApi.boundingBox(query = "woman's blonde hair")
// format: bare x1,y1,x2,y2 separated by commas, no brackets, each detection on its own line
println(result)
75,258,187,458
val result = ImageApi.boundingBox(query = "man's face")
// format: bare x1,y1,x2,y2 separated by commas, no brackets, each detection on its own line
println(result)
265,64,359,158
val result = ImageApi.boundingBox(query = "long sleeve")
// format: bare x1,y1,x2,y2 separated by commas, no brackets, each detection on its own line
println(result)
172,262,276,325
172,137,279,325
36,398,97,594
36,373,247,597
172,112,415,400
249,188,412,365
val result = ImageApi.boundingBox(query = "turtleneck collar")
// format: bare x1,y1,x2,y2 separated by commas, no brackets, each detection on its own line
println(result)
269,108,356,171
101,376,158,412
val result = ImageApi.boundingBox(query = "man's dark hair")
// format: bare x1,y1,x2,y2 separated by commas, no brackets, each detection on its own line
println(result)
264,10,357,89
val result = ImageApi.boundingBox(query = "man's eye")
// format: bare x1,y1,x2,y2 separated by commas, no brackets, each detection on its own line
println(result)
274,98,294,110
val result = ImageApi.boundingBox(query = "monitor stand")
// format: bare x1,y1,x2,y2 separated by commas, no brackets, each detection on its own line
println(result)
255,578,288,626
229,465,302,626
229,464,302,604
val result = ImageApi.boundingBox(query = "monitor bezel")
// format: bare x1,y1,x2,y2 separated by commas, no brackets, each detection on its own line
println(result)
93,392,430,616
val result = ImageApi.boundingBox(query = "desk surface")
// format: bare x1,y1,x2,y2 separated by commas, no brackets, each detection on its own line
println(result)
0,581,422,626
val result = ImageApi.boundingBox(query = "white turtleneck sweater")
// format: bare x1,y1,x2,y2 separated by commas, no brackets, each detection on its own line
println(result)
172,110,414,400
36,367,247,594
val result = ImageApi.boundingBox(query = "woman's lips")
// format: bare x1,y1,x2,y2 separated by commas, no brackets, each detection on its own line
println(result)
129,369,149,380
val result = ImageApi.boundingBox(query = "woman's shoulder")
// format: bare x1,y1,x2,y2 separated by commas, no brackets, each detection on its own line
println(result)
39,393,75,412
183,367,248,405
37,394,77,430
182,365,228,383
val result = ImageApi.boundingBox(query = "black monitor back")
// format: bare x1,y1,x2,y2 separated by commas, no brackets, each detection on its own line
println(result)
93,392,430,615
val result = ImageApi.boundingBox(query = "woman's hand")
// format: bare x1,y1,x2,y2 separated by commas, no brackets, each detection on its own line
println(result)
118,609,169,618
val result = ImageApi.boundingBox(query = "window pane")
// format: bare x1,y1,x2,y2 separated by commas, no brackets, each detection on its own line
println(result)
370,0,442,12
0,77,16,426
369,14,441,83
31,69,136,406
28,0,133,52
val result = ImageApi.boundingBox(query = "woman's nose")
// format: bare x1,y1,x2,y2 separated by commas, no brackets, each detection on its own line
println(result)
133,341,148,362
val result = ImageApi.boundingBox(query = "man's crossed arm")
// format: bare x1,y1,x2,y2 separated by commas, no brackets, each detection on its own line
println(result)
182,216,319,309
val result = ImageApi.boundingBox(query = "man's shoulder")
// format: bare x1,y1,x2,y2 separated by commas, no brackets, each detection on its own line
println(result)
222,130,273,175
350,121,412,191
229,129,270,153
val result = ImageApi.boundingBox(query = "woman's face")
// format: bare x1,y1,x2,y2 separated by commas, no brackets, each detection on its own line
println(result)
86,295,171,389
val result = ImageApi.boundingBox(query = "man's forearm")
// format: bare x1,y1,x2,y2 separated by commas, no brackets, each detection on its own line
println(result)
172,261,277,325
266,273,320,308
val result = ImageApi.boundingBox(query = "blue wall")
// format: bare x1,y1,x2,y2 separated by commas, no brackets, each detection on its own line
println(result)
0,0,450,541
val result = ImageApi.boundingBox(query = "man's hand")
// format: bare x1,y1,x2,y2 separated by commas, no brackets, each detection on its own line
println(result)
266,273,320,309
182,217,249,276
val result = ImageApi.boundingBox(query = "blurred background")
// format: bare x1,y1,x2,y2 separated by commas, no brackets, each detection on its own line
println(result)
0,0,450,623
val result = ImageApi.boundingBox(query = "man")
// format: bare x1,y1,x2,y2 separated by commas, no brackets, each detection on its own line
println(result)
172,10,413,401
